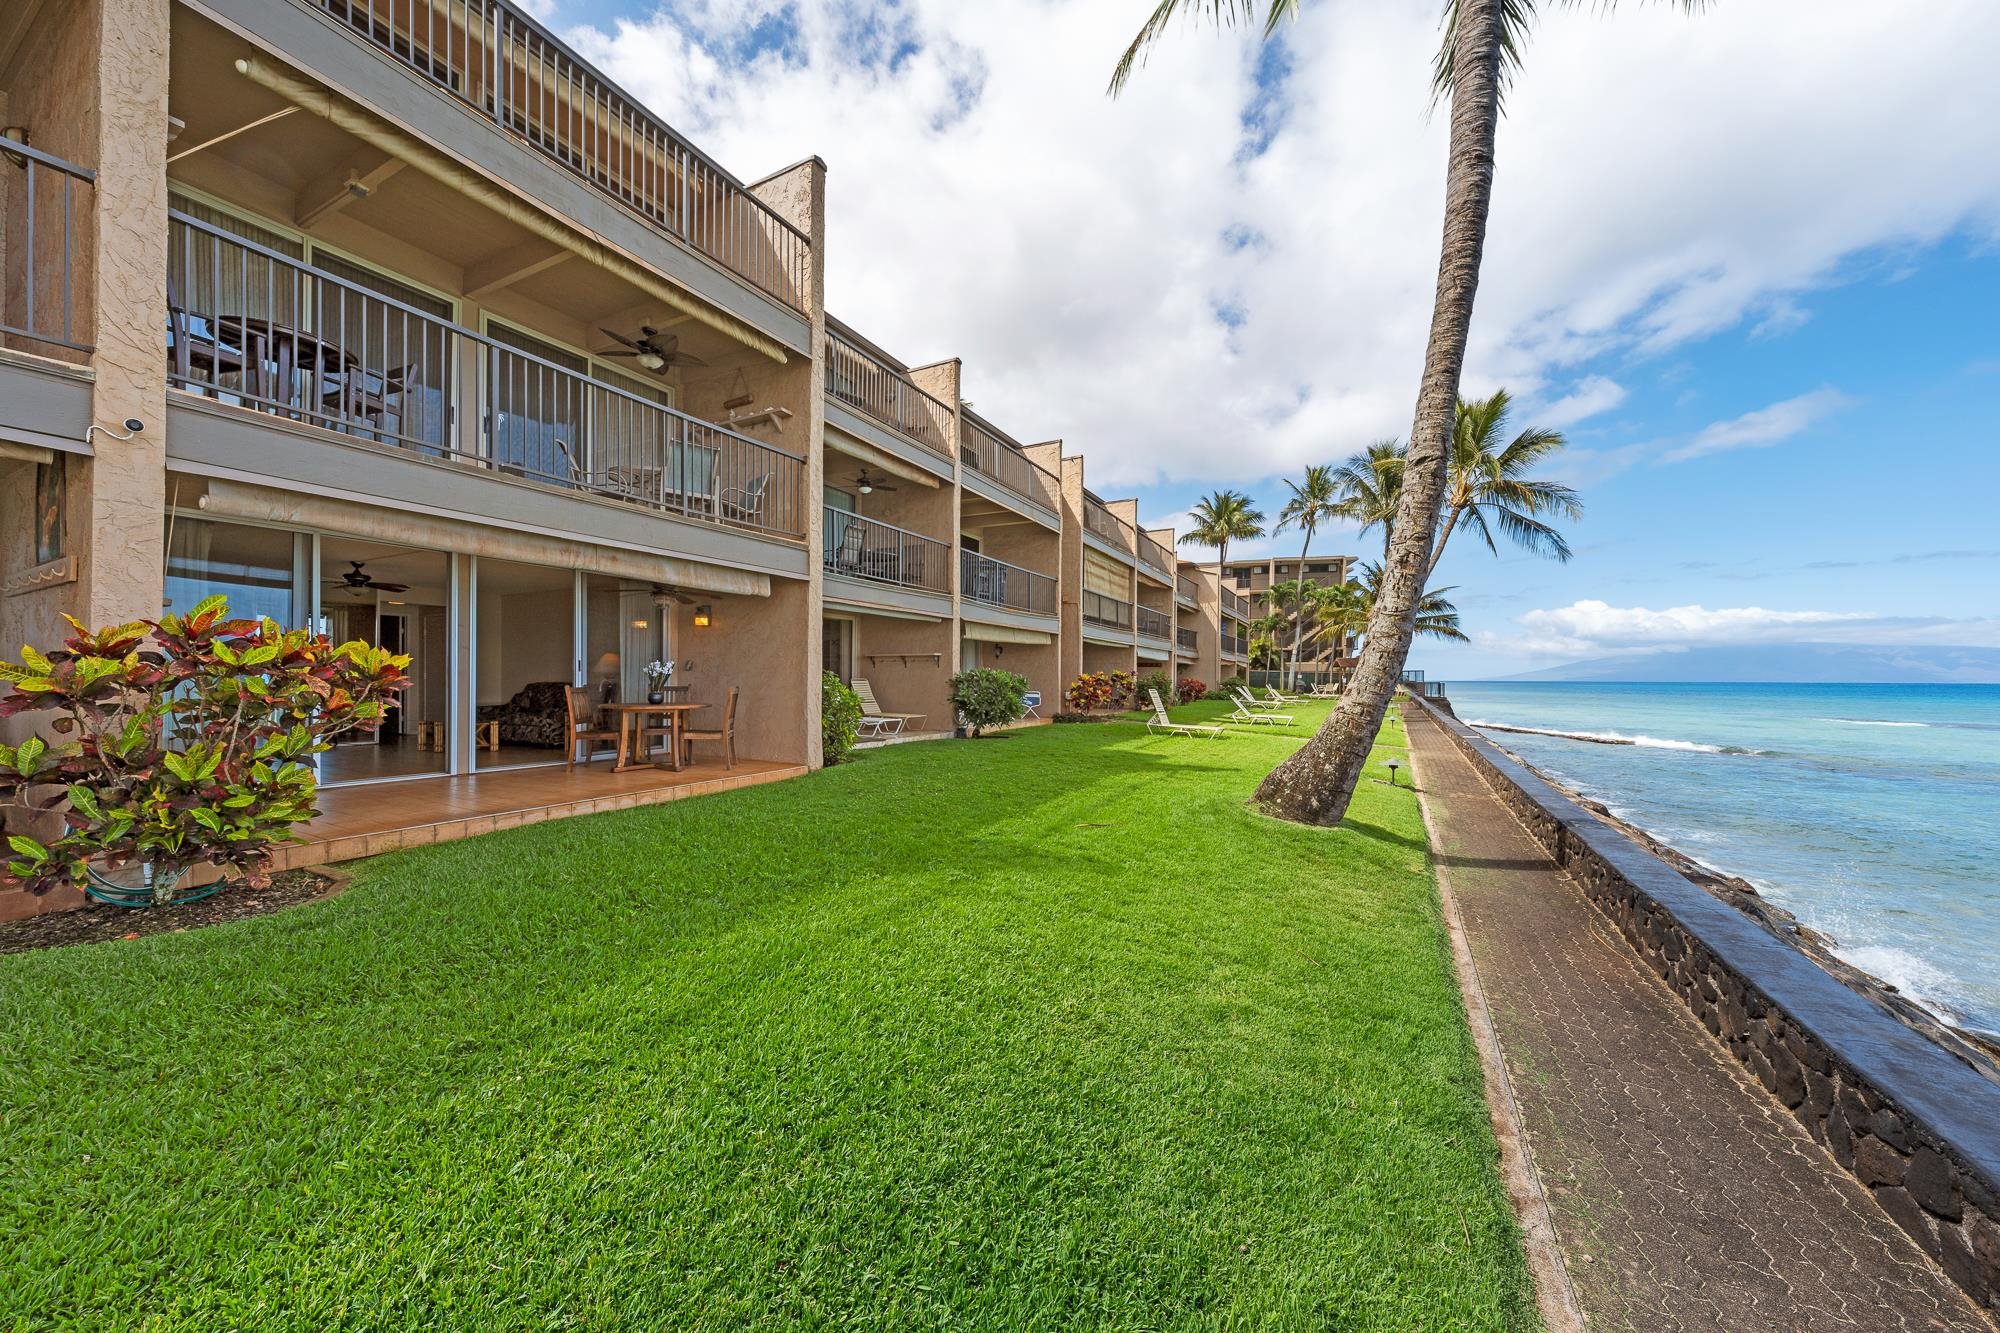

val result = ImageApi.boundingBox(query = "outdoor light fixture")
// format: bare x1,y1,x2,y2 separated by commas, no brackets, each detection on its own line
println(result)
692,605,712,628
857,480,873,495
1385,759,1402,786
2,127,27,170
630,618,649,630
637,352,666,371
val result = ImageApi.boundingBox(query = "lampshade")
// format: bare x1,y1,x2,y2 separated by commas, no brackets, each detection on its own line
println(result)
593,652,620,674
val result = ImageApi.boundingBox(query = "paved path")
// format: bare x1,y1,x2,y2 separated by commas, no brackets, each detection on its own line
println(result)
1404,704,1992,1332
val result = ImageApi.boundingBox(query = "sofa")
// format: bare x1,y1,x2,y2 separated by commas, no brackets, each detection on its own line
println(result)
477,681,570,748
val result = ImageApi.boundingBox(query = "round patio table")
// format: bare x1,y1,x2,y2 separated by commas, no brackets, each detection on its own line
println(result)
602,701,707,773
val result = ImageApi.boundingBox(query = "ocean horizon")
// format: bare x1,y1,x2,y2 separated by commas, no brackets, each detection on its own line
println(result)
1441,681,2000,1038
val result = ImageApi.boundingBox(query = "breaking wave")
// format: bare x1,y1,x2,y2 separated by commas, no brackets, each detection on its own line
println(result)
1464,720,1766,755
1822,718,1928,728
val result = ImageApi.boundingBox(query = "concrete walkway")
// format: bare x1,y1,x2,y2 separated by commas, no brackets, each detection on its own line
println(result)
1404,704,1992,1332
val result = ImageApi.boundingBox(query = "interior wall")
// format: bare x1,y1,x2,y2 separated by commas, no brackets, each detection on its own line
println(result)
498,587,573,696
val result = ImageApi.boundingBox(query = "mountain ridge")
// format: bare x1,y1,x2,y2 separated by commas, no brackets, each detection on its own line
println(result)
1487,642,2000,684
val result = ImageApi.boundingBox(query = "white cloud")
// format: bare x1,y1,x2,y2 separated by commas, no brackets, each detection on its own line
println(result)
1493,599,2000,660
1662,387,1852,463
557,1,2000,489
1535,376,1628,428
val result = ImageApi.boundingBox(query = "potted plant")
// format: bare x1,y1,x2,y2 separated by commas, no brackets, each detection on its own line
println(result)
643,659,674,705
0,598,409,907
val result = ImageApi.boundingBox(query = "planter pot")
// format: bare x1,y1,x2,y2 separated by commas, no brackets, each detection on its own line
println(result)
83,862,222,910
647,691,666,705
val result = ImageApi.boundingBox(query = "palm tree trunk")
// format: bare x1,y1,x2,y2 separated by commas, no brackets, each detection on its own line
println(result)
1288,527,1312,692
1426,504,1466,579
1254,0,1502,824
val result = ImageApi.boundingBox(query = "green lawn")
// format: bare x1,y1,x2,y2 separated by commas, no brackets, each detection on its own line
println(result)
0,701,1533,1330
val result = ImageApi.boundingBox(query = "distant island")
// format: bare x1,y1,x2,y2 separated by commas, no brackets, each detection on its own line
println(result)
1491,643,2000,684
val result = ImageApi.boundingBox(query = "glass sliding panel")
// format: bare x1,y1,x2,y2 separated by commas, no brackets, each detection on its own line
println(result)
316,536,452,784
163,517,307,625
488,322,588,488
474,558,580,770
308,251,455,455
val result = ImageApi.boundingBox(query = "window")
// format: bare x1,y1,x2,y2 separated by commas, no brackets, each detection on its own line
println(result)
1233,571,1251,588
488,322,589,486
164,518,306,625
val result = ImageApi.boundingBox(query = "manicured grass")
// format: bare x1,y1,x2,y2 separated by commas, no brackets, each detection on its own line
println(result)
0,702,1533,1329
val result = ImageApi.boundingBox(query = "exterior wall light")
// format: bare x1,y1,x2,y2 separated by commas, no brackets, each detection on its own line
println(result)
693,605,712,628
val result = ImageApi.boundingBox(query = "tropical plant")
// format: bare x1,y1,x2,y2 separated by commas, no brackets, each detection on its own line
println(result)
1107,670,1137,709
1247,610,1289,671
949,668,1030,737
1330,439,1406,558
1432,388,1581,575
1175,677,1210,704
822,671,863,765
0,599,408,901
1329,563,1469,647
1064,672,1117,713
1275,463,1341,688
1113,0,1706,826
1176,489,1266,568
1135,669,1175,708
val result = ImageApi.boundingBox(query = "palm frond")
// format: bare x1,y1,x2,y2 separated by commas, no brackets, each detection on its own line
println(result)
1109,0,1301,97
1433,0,1711,110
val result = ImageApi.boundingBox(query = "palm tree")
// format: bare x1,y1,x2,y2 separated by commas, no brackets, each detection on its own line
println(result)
1329,439,1406,559
1431,389,1581,576
1275,463,1340,688
1333,563,1469,649
1114,0,1706,827
1262,577,1313,684
1177,488,1267,569
1248,610,1290,670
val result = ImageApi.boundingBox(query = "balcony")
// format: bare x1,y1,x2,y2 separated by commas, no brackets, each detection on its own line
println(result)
1176,626,1197,652
1081,589,1132,632
1136,606,1171,642
961,549,1057,617
306,0,808,312
1221,588,1251,620
1138,533,1174,582
826,329,952,460
2,142,94,356
1176,572,1199,608
1083,497,1133,557
824,508,949,595
960,418,1059,517
1222,632,1249,658
168,210,806,541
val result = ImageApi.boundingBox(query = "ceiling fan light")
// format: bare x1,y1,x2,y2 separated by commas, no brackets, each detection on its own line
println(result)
638,352,666,371
858,482,873,494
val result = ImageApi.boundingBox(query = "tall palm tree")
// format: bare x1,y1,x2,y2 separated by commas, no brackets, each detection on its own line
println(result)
1275,463,1340,688
1114,0,1707,827
1176,488,1267,569
1333,562,1469,649
1248,610,1290,670
1262,577,1313,684
1431,389,1581,576
1329,439,1406,559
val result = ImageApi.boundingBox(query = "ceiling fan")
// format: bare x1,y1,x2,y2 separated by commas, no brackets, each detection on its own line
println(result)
324,560,410,595
854,468,899,495
596,325,707,373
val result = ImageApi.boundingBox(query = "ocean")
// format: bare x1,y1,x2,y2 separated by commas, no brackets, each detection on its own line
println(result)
1442,682,2000,1038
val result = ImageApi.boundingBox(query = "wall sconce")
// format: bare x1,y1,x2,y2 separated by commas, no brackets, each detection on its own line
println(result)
692,605,713,628
2,127,28,170
630,619,649,630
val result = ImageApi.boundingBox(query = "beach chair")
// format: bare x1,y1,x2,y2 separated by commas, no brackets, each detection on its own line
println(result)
1146,689,1224,739
1264,685,1307,705
1309,682,1341,699
1228,689,1293,726
1021,690,1043,722
1232,685,1284,712
854,677,923,739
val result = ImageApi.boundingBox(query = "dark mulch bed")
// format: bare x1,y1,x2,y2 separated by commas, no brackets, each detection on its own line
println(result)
0,869,343,956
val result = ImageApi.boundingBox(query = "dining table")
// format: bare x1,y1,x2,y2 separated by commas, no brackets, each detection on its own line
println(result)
603,700,707,773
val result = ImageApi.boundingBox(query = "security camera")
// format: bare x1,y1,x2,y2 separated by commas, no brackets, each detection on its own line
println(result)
123,418,145,433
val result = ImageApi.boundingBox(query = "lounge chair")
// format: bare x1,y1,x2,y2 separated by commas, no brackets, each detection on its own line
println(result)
1232,686,1284,712
1228,689,1293,726
1146,689,1224,739
1263,685,1307,705
854,677,923,739
1309,682,1341,699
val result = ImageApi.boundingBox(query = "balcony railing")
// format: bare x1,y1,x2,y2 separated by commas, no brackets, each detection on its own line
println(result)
1136,605,1171,641
1081,589,1132,631
308,0,809,312
1176,572,1199,606
1138,533,1174,581
1222,632,1249,657
168,211,805,540
960,549,1057,617
1176,626,1197,651
1083,498,1133,555
1221,588,1251,619
2,142,95,354
824,507,949,594
960,419,1059,515
826,329,951,459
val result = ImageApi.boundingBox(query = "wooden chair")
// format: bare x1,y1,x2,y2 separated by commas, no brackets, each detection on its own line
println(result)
564,686,620,769
679,686,739,770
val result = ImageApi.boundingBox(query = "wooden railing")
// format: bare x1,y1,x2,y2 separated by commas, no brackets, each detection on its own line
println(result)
823,507,949,593
1,141,94,354
960,549,1057,616
1081,589,1132,631
826,329,951,458
306,0,810,311
1136,606,1172,641
168,211,806,539
959,418,1059,514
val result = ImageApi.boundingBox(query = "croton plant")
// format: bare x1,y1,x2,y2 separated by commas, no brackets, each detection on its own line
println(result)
0,597,409,897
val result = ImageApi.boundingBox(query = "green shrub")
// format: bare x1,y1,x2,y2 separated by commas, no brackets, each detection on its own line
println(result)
821,671,863,765
1175,677,1209,704
1135,669,1174,708
948,668,1029,737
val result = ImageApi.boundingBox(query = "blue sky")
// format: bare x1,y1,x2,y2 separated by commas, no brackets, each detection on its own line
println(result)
543,0,2000,678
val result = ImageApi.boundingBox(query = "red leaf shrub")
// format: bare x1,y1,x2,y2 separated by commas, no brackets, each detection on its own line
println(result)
1175,677,1209,704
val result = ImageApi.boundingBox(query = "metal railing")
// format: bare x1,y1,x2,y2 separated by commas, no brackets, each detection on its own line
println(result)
826,329,951,458
1083,497,1133,555
960,549,1057,616
168,212,805,539
307,0,810,312
1222,632,1249,657
1081,589,1132,631
1176,572,1199,605
959,418,1059,514
823,507,949,593
1221,588,1251,619
1,142,95,354
1136,605,1171,641
1176,626,1197,651
1138,533,1174,580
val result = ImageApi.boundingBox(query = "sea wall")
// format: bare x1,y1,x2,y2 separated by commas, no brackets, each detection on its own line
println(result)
1408,695,2000,1314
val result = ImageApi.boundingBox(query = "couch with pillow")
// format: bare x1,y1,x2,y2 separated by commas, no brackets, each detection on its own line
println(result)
477,681,570,748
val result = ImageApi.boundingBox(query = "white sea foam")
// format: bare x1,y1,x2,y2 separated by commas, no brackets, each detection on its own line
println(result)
1465,720,1729,753
1821,718,1927,727
1831,944,1969,1024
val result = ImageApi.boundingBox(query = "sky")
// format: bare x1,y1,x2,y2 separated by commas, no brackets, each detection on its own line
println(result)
530,0,2000,679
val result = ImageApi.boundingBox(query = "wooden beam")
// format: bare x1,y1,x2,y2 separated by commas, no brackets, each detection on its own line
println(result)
294,154,406,230
464,238,573,299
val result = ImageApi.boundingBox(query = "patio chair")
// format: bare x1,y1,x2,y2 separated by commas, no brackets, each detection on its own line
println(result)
1309,682,1341,699
679,686,739,770
1146,689,1224,739
564,685,621,769
828,520,866,577
1021,690,1043,722
853,677,923,739
1264,685,1307,705
1232,686,1284,712
1227,689,1293,726
720,472,772,527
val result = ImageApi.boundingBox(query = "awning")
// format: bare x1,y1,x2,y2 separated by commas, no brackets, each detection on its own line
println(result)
960,623,1054,647
192,479,771,597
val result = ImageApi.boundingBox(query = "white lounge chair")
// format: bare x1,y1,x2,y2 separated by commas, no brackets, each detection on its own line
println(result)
1309,682,1341,699
1146,689,1224,739
1232,686,1284,713
854,677,923,739
1228,689,1293,726
1263,685,1307,705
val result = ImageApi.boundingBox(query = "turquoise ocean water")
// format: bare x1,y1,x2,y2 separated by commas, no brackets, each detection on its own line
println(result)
1443,682,2000,1037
